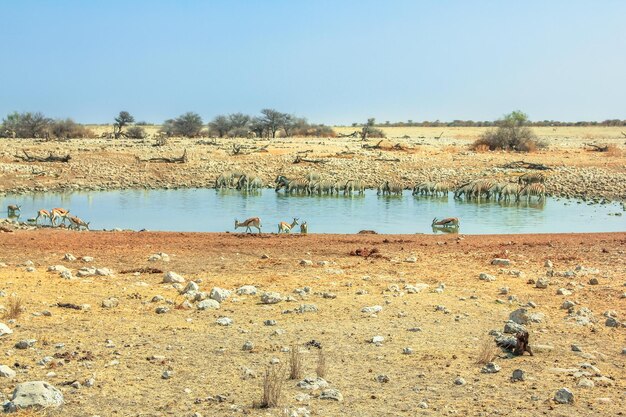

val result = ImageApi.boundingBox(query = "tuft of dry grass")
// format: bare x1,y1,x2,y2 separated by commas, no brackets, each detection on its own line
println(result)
473,143,490,153
316,348,327,379
254,364,285,409
476,337,499,365
289,345,304,380
605,144,622,157
3,296,24,320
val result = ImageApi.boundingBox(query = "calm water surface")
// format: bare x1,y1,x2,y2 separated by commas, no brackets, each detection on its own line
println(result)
3,189,625,234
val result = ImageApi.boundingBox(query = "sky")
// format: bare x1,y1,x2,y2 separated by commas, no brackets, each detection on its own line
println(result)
1,0,625,125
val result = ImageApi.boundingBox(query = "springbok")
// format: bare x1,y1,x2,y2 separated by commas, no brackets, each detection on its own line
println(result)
300,221,308,234
50,208,70,226
7,204,20,214
234,217,262,233
35,209,51,224
67,214,90,230
278,217,299,234
432,217,460,228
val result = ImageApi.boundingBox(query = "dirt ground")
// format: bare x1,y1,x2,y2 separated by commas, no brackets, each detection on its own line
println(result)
0,230,624,416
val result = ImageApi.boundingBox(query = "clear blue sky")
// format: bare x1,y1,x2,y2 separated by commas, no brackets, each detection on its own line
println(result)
1,0,624,125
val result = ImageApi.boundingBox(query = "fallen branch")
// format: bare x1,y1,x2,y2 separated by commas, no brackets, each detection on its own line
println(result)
337,131,359,138
56,302,83,310
120,267,163,274
293,156,327,164
375,157,400,162
500,160,551,170
584,143,609,152
16,150,71,163
138,149,188,163
362,140,384,149
434,131,444,139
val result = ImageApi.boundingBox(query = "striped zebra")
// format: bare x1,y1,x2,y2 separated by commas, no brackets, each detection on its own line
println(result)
433,181,454,196
345,179,365,195
498,183,522,201
518,172,546,185
215,171,233,189
487,182,509,200
378,180,403,196
470,179,497,200
310,179,336,195
453,182,473,199
412,181,435,196
519,183,546,201
237,174,263,191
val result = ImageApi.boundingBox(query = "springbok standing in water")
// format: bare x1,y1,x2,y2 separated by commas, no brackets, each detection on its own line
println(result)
35,209,51,225
234,217,262,234
7,204,20,215
278,217,299,234
432,217,460,228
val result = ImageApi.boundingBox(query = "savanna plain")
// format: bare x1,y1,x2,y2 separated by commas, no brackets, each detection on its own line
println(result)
0,126,625,417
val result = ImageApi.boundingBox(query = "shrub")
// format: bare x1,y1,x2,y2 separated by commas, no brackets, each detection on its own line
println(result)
1,111,52,138
125,126,147,139
472,111,544,152
254,364,284,408
289,345,304,380
3,296,23,320
50,118,93,139
476,338,498,365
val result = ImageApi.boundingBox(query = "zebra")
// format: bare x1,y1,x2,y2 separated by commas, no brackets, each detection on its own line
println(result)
518,172,546,185
378,181,403,196
412,181,435,196
309,179,336,195
433,181,454,196
498,183,522,201
237,174,263,191
487,182,509,200
215,171,233,189
343,179,365,195
519,183,546,201
454,182,473,199
470,179,497,200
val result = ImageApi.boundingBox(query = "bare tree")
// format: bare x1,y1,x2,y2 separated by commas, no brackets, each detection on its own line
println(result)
361,117,376,140
259,108,288,138
208,115,230,138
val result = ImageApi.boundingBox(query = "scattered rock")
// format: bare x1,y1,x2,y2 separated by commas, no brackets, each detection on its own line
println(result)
535,278,549,289
511,369,526,382
481,362,501,374
319,388,343,401
588,277,599,285
197,300,220,310
296,304,318,314
404,256,417,263
554,388,574,404
209,287,231,303
155,307,170,314
63,253,76,261
216,317,233,326
299,259,313,266
479,273,495,282
236,285,257,295
0,365,16,379
577,378,594,388
162,370,173,379
261,292,282,304
571,344,582,352
0,323,13,337
454,377,466,386
242,341,254,351
101,297,119,308
6,381,64,411
297,377,329,390
371,336,384,345
491,258,511,266
15,339,37,349
402,347,414,355
163,271,185,284
182,281,199,294
605,317,621,328
264,320,277,326
561,300,576,310
544,260,553,268
503,320,526,334
556,288,572,296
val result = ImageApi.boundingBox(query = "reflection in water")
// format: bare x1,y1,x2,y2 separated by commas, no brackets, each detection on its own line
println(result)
2,189,624,234
431,226,459,234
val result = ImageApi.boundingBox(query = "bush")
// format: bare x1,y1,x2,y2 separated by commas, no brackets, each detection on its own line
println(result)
472,111,544,152
50,119,93,139
125,126,147,139
164,112,203,137
1,111,52,138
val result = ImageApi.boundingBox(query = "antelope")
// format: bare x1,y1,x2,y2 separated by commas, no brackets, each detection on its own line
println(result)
7,204,20,214
432,217,460,228
50,208,70,226
67,214,90,230
35,209,51,224
300,221,308,234
278,217,299,233
234,217,262,233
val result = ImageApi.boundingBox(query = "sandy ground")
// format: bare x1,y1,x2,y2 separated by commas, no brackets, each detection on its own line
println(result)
0,230,624,416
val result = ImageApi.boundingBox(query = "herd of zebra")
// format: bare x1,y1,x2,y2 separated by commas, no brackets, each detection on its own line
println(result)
214,171,547,201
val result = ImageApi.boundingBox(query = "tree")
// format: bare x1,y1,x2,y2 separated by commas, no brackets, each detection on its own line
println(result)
259,108,288,138
208,115,230,138
172,112,203,137
227,112,251,137
114,111,135,138
360,118,376,140
1,111,52,138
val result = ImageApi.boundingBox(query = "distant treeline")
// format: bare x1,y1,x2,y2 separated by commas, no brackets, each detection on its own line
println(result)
360,119,626,128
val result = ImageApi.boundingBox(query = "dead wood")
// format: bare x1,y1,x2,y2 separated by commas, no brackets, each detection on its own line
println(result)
496,331,533,356
362,140,384,149
337,131,359,138
15,150,71,163
120,267,163,274
584,143,609,152
293,156,326,164
138,149,188,163
56,302,83,310
500,160,551,170
434,131,444,139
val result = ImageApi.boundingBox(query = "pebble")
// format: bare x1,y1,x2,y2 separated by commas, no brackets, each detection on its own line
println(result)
554,387,574,404
236,285,257,295
197,300,220,310
242,341,254,351
535,278,549,289
209,287,231,303
481,362,501,374
511,369,525,382
162,370,173,379
0,323,13,336
362,305,383,314
491,258,511,266
371,336,384,344
0,365,16,378
402,347,414,355
101,297,119,308
261,292,282,304
557,288,572,296
297,377,329,390
216,317,233,326
155,307,170,314
299,259,313,266
5,381,64,411
15,339,37,349
319,388,343,401
479,273,495,282
454,377,466,386
163,271,185,283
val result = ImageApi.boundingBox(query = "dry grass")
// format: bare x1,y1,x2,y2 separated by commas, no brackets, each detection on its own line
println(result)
605,144,623,157
288,344,304,380
3,296,24,320
473,143,490,153
476,337,499,365
254,364,285,409
316,348,327,379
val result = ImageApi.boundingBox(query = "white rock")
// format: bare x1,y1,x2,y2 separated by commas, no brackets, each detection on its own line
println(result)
479,273,496,282
47,265,70,273
319,388,343,401
216,317,233,326
182,281,199,294
491,258,511,266
371,336,384,344
297,377,329,390
95,268,113,276
197,300,220,310
236,285,257,295
81,256,94,263
163,271,185,283
63,253,76,261
361,305,383,314
209,287,231,303
261,292,282,304
8,381,64,410
0,322,13,337
554,387,574,404
0,365,16,378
